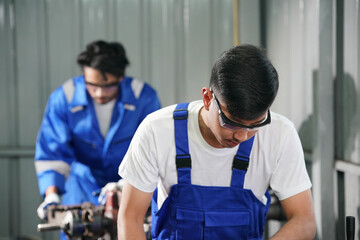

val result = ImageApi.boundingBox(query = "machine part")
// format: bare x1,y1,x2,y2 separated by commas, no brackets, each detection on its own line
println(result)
37,192,117,239
37,190,151,240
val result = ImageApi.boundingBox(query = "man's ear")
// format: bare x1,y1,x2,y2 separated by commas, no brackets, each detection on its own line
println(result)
202,87,212,110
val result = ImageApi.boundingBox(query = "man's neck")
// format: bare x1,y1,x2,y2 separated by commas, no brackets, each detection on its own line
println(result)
198,107,222,148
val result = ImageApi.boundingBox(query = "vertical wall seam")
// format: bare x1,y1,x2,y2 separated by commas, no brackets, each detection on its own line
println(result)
147,0,152,83
182,0,188,100
42,0,50,113
79,0,83,51
259,0,267,48
141,0,145,79
233,0,239,46
174,0,181,102
10,0,18,147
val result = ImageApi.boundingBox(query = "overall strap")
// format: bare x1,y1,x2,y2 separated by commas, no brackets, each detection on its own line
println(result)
231,136,255,188
173,103,191,185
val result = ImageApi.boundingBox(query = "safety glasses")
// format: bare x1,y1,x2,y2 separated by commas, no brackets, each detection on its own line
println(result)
212,92,271,131
85,81,119,93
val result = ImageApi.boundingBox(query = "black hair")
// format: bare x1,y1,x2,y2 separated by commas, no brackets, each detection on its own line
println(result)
209,44,279,120
77,40,130,80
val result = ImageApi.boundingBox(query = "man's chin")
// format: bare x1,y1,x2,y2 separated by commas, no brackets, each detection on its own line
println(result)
94,97,111,104
224,140,240,148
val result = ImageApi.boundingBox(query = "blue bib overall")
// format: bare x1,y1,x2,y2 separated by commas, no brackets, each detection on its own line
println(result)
151,103,271,240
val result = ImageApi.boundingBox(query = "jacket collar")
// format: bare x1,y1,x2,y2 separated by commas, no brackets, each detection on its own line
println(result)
70,75,89,108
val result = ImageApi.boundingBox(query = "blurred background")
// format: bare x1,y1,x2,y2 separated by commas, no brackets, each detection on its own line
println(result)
0,0,358,239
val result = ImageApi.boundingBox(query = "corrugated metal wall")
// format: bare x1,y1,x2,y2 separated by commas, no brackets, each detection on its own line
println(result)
265,1,323,237
266,0,360,239
0,0,260,239
1,0,360,239
335,0,360,239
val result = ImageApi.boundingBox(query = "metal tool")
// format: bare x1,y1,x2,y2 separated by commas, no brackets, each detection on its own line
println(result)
37,190,152,240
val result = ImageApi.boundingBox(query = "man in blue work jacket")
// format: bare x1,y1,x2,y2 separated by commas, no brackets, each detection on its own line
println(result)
118,45,316,239
34,40,161,229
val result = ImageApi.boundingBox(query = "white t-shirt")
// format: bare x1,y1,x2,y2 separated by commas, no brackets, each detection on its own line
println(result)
119,100,311,208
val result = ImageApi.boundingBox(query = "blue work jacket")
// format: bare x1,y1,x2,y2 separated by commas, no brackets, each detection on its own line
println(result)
35,75,160,204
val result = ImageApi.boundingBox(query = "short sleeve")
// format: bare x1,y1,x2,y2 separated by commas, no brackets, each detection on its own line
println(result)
270,125,312,200
118,118,160,193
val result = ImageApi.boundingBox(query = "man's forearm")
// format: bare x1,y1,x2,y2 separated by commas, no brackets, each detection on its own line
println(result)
117,181,153,240
269,215,316,240
117,217,146,240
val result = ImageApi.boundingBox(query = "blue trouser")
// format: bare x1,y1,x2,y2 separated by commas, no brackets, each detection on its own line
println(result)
151,103,271,239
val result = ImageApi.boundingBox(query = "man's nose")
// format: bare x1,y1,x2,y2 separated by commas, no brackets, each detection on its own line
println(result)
94,87,105,96
233,128,248,142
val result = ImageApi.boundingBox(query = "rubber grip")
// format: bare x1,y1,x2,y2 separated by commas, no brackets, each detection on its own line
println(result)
346,216,355,240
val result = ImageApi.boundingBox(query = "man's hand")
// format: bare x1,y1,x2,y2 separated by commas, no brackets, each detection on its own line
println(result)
98,179,125,205
37,192,60,220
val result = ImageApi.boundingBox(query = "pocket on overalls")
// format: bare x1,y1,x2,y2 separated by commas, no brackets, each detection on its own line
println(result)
204,211,250,240
176,208,204,240
176,209,251,240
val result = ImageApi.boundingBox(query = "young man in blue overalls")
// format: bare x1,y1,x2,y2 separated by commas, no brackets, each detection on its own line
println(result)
118,44,316,239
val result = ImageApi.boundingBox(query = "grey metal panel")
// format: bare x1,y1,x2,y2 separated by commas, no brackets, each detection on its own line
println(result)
264,0,319,151
19,158,42,237
0,160,11,237
81,0,117,45
266,0,318,130
265,0,337,238
148,0,178,106
0,0,17,146
141,0,152,82
0,0,16,238
1,157,43,239
181,0,236,104
115,0,143,80
172,0,186,103
183,0,212,102
343,0,360,164
15,0,47,146
340,0,360,239
315,0,335,239
210,0,233,55
46,0,82,92
113,0,236,106
9,158,20,237
239,0,260,45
